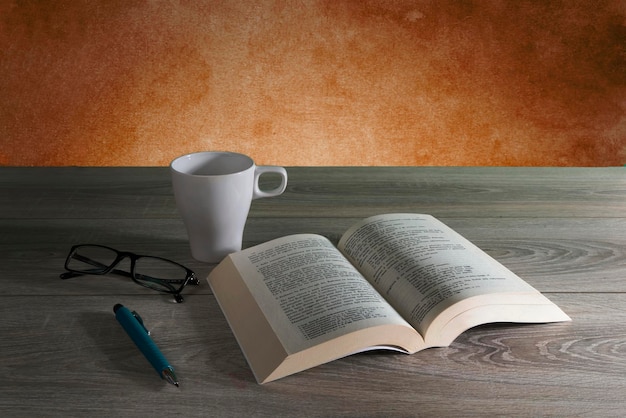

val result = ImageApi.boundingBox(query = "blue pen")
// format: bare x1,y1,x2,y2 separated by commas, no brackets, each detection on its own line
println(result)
113,304,179,387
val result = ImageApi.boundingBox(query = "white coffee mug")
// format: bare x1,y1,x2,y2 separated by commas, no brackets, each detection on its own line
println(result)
171,151,288,262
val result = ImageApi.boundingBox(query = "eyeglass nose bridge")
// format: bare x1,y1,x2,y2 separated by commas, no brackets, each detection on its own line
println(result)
114,252,140,272
96,251,136,275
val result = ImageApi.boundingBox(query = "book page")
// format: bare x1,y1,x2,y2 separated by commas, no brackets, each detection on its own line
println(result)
338,214,538,337
229,234,414,353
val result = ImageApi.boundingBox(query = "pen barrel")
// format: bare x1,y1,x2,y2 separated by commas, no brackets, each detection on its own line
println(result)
114,305,171,377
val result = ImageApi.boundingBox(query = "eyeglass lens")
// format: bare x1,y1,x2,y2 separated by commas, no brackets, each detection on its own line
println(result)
67,245,119,274
133,257,190,287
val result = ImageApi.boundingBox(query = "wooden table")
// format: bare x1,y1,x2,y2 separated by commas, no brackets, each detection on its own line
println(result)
1,167,625,416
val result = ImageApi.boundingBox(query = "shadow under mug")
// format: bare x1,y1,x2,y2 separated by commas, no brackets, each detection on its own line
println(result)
171,151,288,263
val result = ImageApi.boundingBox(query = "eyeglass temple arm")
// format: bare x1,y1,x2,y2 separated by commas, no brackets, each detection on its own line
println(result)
60,267,133,280
61,253,131,278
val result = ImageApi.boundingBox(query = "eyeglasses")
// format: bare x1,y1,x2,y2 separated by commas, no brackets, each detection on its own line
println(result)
60,244,199,303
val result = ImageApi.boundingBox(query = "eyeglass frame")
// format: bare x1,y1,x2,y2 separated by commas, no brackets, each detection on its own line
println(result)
60,244,199,303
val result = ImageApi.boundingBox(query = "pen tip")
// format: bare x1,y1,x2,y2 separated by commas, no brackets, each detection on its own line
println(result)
162,367,179,387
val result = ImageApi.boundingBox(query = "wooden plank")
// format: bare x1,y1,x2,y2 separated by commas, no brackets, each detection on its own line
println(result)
0,294,624,416
2,217,624,295
1,167,624,219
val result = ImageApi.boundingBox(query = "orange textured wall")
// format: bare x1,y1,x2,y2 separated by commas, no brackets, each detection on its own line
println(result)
1,0,625,166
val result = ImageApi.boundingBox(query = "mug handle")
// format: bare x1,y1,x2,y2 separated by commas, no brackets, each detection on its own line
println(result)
253,166,288,199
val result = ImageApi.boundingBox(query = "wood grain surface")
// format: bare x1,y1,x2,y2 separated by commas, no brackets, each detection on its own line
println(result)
0,167,624,417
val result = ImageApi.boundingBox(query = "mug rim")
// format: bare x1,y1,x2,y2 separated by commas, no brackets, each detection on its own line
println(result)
170,151,254,176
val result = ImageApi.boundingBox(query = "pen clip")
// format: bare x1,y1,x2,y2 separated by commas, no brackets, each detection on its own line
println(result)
131,310,151,336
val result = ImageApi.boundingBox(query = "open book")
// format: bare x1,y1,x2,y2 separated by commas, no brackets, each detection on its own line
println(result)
207,213,570,383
